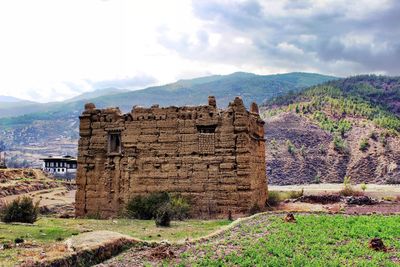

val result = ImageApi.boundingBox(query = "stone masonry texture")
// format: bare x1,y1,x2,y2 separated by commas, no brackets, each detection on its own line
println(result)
76,96,267,218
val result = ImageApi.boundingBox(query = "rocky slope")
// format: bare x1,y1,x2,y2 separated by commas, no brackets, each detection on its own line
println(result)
264,113,400,185
263,75,400,185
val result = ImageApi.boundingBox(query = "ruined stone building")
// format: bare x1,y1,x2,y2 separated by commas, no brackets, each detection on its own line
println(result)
76,96,267,218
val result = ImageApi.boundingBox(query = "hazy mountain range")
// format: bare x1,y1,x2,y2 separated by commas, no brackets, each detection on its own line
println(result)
0,71,335,168
1,71,399,184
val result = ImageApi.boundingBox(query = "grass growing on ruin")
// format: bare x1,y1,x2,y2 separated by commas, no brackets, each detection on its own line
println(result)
174,214,400,266
0,217,231,266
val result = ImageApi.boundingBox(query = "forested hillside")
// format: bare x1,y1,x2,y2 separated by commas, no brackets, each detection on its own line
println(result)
262,75,400,185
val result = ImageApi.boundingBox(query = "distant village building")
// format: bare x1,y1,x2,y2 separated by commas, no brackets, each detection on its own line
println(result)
76,96,267,219
41,155,77,179
0,151,6,169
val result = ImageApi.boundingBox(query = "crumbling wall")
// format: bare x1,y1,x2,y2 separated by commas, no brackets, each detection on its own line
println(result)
76,96,267,218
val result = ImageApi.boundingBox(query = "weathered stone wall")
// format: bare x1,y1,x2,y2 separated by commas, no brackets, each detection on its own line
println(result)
76,96,267,218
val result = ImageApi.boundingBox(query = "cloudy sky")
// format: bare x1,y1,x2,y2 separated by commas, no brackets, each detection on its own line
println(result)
0,0,399,102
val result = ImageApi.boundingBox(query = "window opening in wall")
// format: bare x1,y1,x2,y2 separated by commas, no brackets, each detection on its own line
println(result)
108,133,122,154
197,125,216,154
196,125,217,133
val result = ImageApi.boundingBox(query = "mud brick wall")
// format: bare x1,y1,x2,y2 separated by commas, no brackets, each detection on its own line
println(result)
76,96,267,218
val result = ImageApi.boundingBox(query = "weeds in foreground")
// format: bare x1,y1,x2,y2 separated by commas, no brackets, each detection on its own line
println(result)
267,189,304,207
339,176,364,196
175,215,400,266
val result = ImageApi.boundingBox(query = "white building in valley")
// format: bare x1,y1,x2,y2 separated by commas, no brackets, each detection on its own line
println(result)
40,155,77,179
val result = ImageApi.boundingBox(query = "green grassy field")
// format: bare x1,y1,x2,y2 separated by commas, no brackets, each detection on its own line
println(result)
172,214,400,266
0,217,230,266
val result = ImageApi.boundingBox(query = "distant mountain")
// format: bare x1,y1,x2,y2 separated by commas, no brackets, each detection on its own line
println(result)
65,87,130,102
0,72,336,167
0,96,40,117
0,95,27,102
262,75,400,185
88,72,336,110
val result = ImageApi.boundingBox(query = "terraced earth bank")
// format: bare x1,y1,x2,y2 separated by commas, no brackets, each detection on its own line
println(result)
98,213,400,266
0,168,76,217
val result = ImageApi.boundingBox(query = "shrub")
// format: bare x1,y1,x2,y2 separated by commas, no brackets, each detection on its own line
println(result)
333,135,348,154
286,140,296,155
289,188,304,199
359,138,370,151
314,172,321,184
339,187,364,197
360,183,367,191
155,203,172,227
266,191,281,207
266,190,304,207
0,196,39,224
125,192,191,225
170,195,190,220
125,192,170,219
339,176,363,196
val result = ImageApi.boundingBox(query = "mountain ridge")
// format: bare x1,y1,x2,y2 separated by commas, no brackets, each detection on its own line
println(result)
0,71,336,167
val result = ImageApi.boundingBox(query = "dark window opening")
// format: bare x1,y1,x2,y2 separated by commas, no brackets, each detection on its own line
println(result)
108,133,121,154
196,125,217,133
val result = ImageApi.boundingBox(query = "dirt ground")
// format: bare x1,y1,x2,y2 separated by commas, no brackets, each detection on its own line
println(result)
269,183,400,198
2,187,75,207
270,183,400,215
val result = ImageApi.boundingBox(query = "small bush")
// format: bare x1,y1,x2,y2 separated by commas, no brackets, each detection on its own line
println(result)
289,188,304,199
155,203,172,227
339,187,364,197
359,138,370,151
339,177,363,196
314,173,321,184
0,196,39,224
360,183,367,191
382,196,395,202
125,192,170,219
125,192,190,226
170,195,190,220
266,191,281,207
286,140,296,155
266,190,304,207
333,135,348,154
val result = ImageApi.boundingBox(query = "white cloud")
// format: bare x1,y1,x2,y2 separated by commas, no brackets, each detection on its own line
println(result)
0,0,398,102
